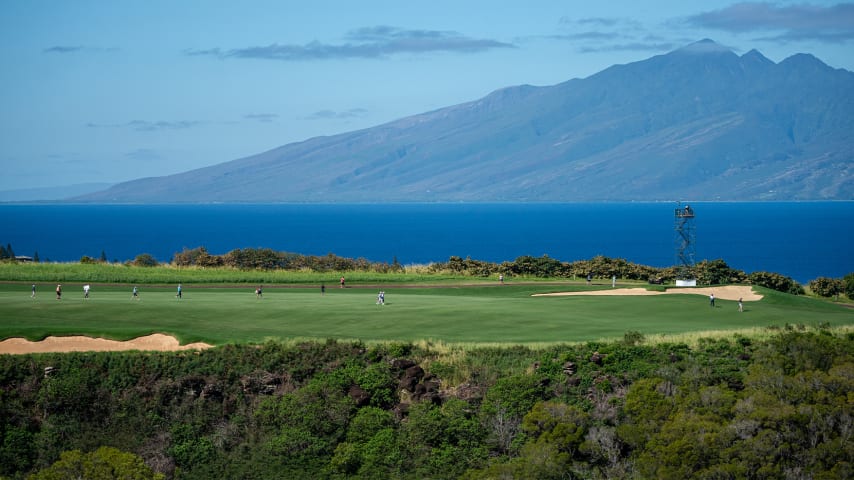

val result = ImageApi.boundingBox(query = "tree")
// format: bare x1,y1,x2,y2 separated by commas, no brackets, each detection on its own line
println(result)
0,426,35,474
809,277,844,298
521,402,588,458
100,250,108,262
132,253,159,267
748,271,804,295
695,259,745,285
844,273,854,299
173,246,222,267
33,250,40,262
480,374,550,455
5,243,14,259
29,446,165,480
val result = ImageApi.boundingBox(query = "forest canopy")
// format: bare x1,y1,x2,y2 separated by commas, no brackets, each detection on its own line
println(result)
1,329,851,479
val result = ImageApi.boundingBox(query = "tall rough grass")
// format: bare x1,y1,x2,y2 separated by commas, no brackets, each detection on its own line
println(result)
0,262,472,284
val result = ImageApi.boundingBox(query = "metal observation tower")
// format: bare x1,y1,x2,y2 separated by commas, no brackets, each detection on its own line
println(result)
674,203,697,287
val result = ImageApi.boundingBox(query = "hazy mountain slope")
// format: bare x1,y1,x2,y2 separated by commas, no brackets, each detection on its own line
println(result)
0,183,113,202
75,40,854,202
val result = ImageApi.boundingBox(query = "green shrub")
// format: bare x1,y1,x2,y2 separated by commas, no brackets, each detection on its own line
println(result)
748,271,803,295
809,276,844,297
845,272,854,298
623,331,645,346
29,446,165,480
132,253,158,267
694,259,747,285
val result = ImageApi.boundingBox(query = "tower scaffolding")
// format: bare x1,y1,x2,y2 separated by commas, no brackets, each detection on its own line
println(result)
674,203,696,287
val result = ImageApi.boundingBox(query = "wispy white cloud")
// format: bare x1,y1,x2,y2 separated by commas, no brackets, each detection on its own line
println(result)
125,149,163,161
43,45,118,54
185,26,515,61
686,2,854,43
578,41,680,53
43,45,84,53
306,108,368,120
244,113,279,123
87,120,203,132
547,31,622,42
560,16,644,30
551,16,676,53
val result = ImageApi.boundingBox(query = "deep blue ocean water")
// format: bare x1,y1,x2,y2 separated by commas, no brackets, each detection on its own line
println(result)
2,202,852,283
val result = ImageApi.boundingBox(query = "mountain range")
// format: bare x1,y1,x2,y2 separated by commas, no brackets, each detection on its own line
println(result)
75,39,854,203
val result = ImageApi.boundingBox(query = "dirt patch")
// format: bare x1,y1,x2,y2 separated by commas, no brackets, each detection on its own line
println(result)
533,285,762,301
0,333,212,355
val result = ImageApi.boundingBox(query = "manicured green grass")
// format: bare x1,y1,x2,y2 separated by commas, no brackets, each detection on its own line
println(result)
2,281,852,346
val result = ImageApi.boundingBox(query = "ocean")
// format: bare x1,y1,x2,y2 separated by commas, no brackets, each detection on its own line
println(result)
2,202,852,283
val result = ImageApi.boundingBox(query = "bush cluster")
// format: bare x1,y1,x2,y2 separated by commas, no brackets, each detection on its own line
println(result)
748,271,805,295
172,247,403,273
809,276,845,297
442,254,672,283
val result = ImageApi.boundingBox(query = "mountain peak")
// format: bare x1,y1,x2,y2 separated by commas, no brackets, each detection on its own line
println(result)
741,49,773,64
780,53,830,71
675,39,732,55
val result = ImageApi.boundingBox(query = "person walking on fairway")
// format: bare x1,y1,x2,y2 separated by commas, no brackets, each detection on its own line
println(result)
255,285,263,299
340,276,345,288
132,286,140,301
321,284,326,296
176,283,182,299
738,297,743,312
56,284,62,300
83,284,90,299
31,284,36,298
709,293,715,307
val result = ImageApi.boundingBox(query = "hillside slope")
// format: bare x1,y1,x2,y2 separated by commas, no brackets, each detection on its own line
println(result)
75,40,854,202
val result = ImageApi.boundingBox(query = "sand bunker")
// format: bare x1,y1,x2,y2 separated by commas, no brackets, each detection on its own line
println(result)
533,285,762,301
0,333,212,355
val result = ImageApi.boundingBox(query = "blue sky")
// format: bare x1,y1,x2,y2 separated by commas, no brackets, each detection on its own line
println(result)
1,1,853,191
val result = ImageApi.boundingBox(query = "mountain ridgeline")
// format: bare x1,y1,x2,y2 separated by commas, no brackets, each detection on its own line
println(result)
77,40,854,202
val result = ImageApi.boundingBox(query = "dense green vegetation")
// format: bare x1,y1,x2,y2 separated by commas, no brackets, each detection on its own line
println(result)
1,331,851,479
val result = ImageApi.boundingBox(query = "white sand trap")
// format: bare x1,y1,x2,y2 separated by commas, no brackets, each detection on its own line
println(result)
0,333,212,355
533,285,762,301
